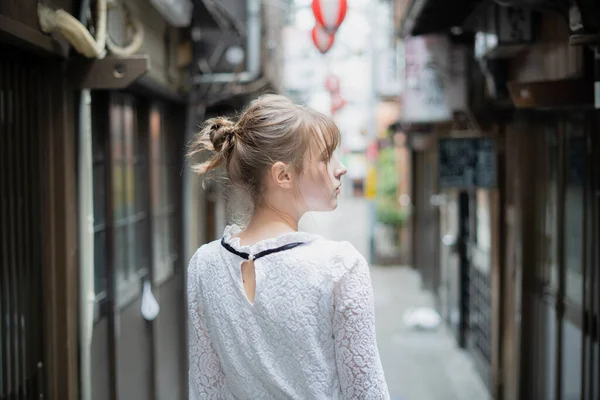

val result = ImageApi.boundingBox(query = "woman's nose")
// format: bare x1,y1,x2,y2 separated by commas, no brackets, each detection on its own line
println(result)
335,163,347,179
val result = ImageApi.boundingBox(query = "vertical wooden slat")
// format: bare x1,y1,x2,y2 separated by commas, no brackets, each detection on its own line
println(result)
582,116,590,400
592,116,598,400
7,49,18,399
555,118,565,400
588,115,598,400
17,51,27,399
42,56,79,400
105,92,119,400
0,54,8,397
24,59,35,398
34,55,46,399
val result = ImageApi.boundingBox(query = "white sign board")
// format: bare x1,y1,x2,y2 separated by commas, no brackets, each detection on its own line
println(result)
403,35,467,123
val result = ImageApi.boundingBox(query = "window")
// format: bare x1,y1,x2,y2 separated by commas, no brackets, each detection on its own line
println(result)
92,93,181,307
531,113,596,400
150,103,180,284
543,124,559,291
93,93,151,305
93,102,108,296
111,95,150,298
563,117,585,306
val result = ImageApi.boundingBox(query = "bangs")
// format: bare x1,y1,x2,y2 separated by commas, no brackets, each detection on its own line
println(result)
305,112,341,161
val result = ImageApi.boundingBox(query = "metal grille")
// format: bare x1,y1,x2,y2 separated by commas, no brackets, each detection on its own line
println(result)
0,49,46,399
468,264,492,362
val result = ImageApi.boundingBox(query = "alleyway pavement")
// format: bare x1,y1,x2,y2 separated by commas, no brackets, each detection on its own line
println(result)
300,198,490,400
372,266,490,400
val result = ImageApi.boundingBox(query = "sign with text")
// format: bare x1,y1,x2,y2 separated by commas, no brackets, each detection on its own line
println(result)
403,35,467,123
438,137,497,189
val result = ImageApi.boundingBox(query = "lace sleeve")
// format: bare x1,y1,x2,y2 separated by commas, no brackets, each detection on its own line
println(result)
188,256,226,400
333,250,390,399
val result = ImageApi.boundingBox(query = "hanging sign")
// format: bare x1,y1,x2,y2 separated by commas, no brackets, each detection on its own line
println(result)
438,137,497,188
403,35,467,123
311,0,348,33
311,24,335,54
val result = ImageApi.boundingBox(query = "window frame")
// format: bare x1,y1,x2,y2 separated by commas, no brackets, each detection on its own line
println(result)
148,101,181,285
92,92,153,318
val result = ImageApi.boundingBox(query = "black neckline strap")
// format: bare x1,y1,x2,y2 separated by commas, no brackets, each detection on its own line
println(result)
221,238,305,261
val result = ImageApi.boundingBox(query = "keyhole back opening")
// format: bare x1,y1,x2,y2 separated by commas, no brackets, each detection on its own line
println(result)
240,260,256,304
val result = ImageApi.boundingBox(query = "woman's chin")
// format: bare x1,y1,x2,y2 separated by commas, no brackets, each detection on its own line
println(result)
328,198,339,210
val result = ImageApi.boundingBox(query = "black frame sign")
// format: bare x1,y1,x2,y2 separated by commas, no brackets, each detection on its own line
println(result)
438,137,497,189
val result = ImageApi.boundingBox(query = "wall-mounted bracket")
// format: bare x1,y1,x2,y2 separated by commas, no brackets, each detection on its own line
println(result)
67,55,150,89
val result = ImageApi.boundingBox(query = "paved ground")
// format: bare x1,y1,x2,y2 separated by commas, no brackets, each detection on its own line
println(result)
300,198,490,400
372,266,490,400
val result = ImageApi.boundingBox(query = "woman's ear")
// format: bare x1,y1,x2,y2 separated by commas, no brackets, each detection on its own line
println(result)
270,161,293,189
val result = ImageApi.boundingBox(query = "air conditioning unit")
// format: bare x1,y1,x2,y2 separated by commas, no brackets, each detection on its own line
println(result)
150,0,193,27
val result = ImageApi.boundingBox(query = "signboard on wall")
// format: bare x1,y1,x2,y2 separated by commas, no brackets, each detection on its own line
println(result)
438,137,497,188
403,35,467,123
474,4,532,60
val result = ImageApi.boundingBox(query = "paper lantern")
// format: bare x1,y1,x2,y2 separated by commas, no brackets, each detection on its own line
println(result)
311,0,348,33
311,24,335,54
331,92,346,114
324,75,340,93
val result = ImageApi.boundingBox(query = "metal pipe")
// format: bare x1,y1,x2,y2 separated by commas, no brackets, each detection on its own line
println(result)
78,89,95,400
193,0,262,84
76,3,95,399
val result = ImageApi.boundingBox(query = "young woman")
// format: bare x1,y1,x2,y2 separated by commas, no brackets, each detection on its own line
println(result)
187,94,389,399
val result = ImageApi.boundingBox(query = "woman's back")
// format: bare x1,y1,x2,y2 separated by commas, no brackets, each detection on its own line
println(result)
188,225,389,399
187,95,389,399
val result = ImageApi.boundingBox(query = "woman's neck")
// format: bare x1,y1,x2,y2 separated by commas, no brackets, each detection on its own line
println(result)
236,205,300,246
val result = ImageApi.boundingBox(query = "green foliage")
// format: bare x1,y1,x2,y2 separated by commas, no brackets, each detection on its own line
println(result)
376,147,398,197
376,197,409,226
375,147,408,226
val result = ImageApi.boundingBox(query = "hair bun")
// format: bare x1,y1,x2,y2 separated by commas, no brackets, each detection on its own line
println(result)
208,117,236,152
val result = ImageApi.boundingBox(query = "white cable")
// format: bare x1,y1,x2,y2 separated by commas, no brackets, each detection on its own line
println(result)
38,2,106,58
105,0,144,57
38,0,145,59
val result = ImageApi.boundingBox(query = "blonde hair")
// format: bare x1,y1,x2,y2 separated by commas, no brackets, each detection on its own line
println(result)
187,94,341,204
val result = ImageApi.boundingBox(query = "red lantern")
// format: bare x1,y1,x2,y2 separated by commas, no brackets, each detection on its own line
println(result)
311,24,335,54
331,92,346,114
312,0,348,33
324,75,340,93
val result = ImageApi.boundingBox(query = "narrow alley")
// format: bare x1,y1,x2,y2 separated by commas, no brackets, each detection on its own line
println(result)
301,198,490,400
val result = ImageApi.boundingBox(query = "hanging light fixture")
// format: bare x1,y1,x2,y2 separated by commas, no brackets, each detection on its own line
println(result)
311,0,348,33
311,24,335,54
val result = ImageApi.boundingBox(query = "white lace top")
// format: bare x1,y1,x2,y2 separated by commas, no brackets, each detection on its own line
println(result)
188,225,390,400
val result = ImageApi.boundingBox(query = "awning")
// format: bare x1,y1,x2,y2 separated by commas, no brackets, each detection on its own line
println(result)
400,0,484,37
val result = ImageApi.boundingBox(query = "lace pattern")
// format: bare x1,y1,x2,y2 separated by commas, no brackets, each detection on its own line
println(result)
188,225,390,399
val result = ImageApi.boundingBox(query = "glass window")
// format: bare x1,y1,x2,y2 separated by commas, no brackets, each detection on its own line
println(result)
92,95,108,296
561,318,582,400
93,93,150,299
543,302,557,400
564,117,585,306
544,124,559,290
150,104,179,283
110,94,150,293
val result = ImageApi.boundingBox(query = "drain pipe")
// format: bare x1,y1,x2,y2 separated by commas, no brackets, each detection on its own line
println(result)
76,1,95,400
193,0,262,84
78,89,95,400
